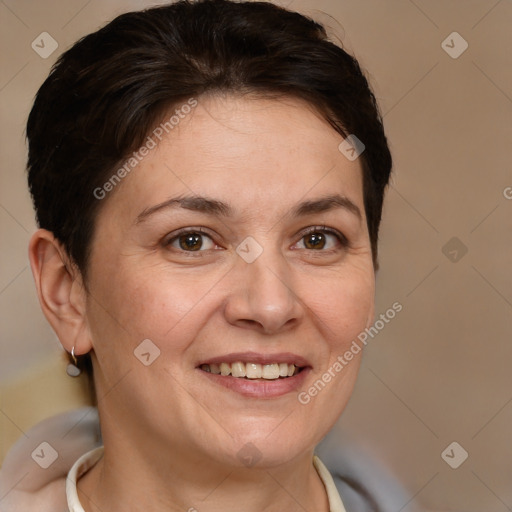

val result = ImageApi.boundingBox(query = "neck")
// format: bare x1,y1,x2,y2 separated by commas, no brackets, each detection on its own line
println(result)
77,429,329,512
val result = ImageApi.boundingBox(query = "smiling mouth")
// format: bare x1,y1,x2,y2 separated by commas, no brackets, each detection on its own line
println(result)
199,362,302,380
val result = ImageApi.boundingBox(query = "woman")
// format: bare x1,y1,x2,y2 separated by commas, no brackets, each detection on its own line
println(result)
1,0,393,510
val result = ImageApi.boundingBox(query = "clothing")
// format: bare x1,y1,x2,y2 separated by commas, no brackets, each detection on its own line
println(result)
66,446,347,512
0,407,418,511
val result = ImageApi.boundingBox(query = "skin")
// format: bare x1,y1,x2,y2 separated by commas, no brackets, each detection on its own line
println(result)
29,93,376,512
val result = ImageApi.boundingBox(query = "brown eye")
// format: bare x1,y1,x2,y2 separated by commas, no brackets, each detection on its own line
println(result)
295,227,348,251
304,232,326,250
178,232,203,251
166,230,216,252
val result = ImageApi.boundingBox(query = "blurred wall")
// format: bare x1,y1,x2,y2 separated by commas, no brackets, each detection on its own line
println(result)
1,1,511,510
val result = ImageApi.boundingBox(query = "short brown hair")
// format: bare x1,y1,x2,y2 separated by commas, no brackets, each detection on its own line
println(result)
27,0,392,407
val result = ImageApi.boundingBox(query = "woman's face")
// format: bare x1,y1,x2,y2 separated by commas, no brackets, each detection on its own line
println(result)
83,93,375,468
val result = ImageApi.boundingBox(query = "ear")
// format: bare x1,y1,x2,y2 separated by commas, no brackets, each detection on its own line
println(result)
28,229,93,356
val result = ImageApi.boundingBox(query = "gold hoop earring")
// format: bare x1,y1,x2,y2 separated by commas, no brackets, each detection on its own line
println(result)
66,347,82,377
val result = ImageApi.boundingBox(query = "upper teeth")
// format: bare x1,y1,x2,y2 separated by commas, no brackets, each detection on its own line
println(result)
200,362,299,380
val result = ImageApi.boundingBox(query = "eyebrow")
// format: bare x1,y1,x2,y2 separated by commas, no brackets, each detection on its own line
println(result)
135,193,362,224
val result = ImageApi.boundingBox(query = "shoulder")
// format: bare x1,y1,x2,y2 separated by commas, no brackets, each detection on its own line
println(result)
316,431,423,512
0,478,67,512
0,407,101,512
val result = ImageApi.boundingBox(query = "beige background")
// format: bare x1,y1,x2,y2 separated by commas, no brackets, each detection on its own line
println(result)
1,0,511,510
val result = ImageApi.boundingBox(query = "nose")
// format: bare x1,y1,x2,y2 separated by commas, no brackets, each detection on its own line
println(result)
223,246,304,335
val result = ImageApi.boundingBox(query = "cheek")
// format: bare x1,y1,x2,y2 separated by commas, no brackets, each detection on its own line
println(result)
310,266,375,350
294,267,373,433
87,262,218,358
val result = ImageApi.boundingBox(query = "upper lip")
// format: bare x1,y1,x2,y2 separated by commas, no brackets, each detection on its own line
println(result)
198,351,311,368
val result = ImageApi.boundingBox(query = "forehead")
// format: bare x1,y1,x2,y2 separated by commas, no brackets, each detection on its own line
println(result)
98,93,365,224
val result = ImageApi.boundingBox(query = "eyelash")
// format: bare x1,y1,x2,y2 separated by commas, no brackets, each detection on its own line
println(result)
163,226,349,254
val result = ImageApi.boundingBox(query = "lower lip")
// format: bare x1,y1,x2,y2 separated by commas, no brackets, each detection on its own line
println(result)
197,367,310,398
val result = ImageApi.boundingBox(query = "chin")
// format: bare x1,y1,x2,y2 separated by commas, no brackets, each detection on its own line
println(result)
220,430,316,470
